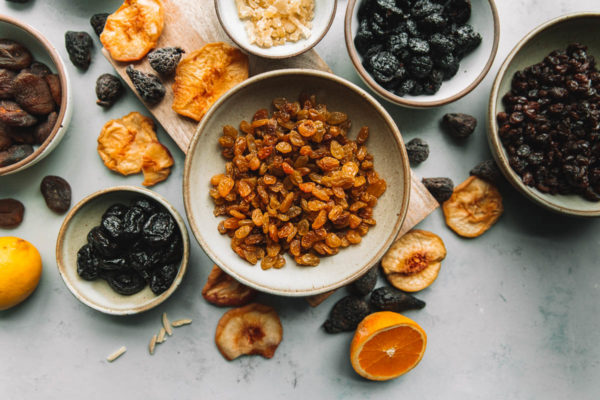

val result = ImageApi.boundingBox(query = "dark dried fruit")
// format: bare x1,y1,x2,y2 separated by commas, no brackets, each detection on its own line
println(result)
126,66,165,105
102,203,129,220
90,13,110,36
323,296,371,333
87,226,120,258
422,177,454,203
370,286,426,312
106,269,146,295
122,206,146,240
0,39,32,70
142,212,175,245
33,111,58,144
101,215,126,243
470,159,502,184
40,175,71,213
131,196,159,214
95,73,123,107
26,61,51,77
0,122,12,150
444,0,472,25
44,74,61,106
149,263,178,295
0,143,33,167
0,69,16,99
406,138,429,164
65,31,93,70
148,47,185,76
76,244,101,281
13,72,55,115
100,257,127,271
442,113,477,138
0,198,24,228
348,266,378,296
0,100,37,127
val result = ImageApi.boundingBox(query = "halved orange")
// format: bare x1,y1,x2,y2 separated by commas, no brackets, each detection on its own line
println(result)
350,312,427,381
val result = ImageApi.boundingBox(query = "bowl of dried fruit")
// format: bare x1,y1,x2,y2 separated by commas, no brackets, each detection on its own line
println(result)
345,0,499,108
56,186,190,315
488,13,600,216
184,68,411,296
0,14,72,175
215,0,337,59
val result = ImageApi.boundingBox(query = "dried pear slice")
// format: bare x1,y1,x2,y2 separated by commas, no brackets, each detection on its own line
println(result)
443,176,503,238
202,264,257,307
215,303,283,361
381,229,446,292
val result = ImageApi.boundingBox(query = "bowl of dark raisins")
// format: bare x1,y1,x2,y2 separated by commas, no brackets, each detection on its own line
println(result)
345,0,499,108
0,14,72,175
55,186,190,315
489,13,600,216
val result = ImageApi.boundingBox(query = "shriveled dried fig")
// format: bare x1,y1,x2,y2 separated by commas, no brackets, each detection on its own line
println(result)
13,72,55,115
215,303,283,361
0,39,32,71
0,69,16,99
381,229,446,292
202,264,257,307
443,176,503,238
0,100,37,127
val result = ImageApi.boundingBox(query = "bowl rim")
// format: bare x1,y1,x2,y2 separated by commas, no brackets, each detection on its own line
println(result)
344,0,500,108
183,68,411,296
0,14,70,175
487,12,600,217
55,186,191,315
214,0,338,60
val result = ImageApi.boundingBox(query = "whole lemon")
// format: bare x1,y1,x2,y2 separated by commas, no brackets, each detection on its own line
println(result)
0,237,42,311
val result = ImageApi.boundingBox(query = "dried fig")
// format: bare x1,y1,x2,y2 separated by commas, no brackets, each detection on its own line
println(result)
0,100,37,127
13,72,55,115
65,31,93,70
323,295,370,333
202,264,257,307
0,39,32,70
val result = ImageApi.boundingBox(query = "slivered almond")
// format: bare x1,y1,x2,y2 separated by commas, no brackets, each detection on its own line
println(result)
162,312,173,336
106,346,127,362
171,319,192,327
157,328,166,344
149,335,157,355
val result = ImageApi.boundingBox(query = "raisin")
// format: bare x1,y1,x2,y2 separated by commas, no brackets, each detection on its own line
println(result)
348,266,378,296
470,159,502,184
148,47,185,76
149,263,178,295
323,295,371,333
87,226,121,258
406,138,429,164
0,143,33,167
13,72,55,115
142,212,175,245
95,74,123,107
408,55,433,79
442,113,477,138
0,198,24,228
40,175,71,213
65,31,93,70
428,33,455,55
105,269,146,295
0,69,16,99
76,244,101,281
0,39,32,70
422,177,454,203
126,65,165,105
452,24,482,57
408,37,430,54
0,100,37,127
90,13,110,36
370,287,426,312
33,111,58,144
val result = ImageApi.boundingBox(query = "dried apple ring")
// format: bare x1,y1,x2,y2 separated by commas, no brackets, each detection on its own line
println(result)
100,0,165,62
202,264,257,307
443,176,503,238
381,229,446,292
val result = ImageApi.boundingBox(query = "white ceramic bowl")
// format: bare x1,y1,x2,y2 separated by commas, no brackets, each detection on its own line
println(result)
488,13,600,216
184,69,410,297
345,0,499,108
56,186,190,315
0,14,72,175
215,0,337,59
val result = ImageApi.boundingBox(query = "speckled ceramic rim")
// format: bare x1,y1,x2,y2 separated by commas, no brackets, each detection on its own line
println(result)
55,186,191,315
0,14,70,175
488,12,600,217
344,0,500,109
214,0,338,60
183,68,411,296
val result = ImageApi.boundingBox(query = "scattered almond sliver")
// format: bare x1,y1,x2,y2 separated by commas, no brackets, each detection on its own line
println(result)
162,312,173,336
106,346,127,362
149,334,157,355
157,328,166,344
171,319,192,327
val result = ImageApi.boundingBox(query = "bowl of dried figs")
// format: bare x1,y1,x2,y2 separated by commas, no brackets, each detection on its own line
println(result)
488,13,600,216
0,15,72,175
345,0,500,108
56,186,190,315
184,68,411,296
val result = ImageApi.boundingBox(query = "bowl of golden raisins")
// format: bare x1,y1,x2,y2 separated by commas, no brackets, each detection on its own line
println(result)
184,69,410,296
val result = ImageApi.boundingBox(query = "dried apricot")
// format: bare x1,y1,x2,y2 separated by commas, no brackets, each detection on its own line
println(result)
202,264,256,307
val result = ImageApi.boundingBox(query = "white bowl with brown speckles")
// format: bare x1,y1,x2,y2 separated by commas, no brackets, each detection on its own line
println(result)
56,186,190,315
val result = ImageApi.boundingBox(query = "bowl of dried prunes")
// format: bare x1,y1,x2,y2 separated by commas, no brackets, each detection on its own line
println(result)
489,13,600,216
345,0,499,108
56,186,190,315
0,14,72,175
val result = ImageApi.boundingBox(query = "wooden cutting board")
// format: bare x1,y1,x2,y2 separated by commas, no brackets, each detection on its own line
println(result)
102,0,439,305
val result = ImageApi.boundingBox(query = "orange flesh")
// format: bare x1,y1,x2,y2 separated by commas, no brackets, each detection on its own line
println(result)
358,326,424,376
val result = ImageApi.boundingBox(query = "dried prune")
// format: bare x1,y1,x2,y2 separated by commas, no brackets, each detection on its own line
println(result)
131,196,159,214
470,159,502,184
44,74,61,106
142,212,175,245
0,143,33,167
77,244,100,281
442,113,477,138
90,13,110,36
87,226,120,258
422,177,454,203
122,206,146,240
148,47,185,76
348,266,378,296
101,215,126,243
406,138,429,164
125,66,165,105
0,100,37,127
95,73,123,107
323,295,370,333
100,257,127,271
0,198,24,228
65,31,93,71
370,287,426,312
0,39,32,70
0,69,16,99
149,263,178,295
105,269,145,295
162,233,183,264
13,72,55,115
128,249,151,273
33,111,57,144
40,175,71,213
102,203,129,220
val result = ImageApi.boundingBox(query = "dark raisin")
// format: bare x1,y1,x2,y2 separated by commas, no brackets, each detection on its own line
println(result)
411,0,443,19
386,33,409,56
470,159,502,184
452,24,481,57
0,100,37,127
370,287,426,312
408,37,430,55
0,198,24,228
435,52,459,79
428,33,455,55
90,13,110,36
126,65,165,105
142,212,176,246
406,137,429,163
105,269,146,295
13,72,55,115
348,266,378,296
442,113,477,138
323,296,371,333
77,244,101,281
0,69,16,99
87,226,121,258
65,31,93,71
40,175,71,213
354,19,375,55
419,12,447,32
148,47,185,76
0,143,33,167
408,55,433,79
95,74,123,108
149,263,178,295
0,39,32,70
422,177,454,203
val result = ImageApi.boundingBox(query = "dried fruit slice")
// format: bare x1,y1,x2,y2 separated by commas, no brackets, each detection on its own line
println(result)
443,176,503,238
381,229,446,292
141,142,173,186
202,264,256,307
100,0,165,62
172,42,248,122
215,303,283,361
